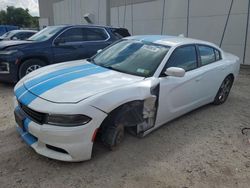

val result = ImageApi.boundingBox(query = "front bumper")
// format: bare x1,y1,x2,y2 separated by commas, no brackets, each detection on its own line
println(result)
15,106,101,162
0,57,18,83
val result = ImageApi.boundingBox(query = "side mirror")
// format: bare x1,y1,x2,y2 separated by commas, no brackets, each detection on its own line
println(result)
165,67,185,77
12,36,18,40
97,49,102,54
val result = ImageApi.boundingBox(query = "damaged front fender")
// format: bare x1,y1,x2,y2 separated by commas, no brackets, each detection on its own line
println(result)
94,79,161,136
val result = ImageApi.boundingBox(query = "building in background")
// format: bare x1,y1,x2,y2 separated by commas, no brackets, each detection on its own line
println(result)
38,0,250,65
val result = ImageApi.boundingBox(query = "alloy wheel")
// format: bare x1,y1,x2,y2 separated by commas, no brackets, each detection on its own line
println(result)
25,65,42,75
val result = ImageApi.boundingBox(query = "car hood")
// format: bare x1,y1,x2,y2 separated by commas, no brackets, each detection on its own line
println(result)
0,40,33,50
20,60,144,104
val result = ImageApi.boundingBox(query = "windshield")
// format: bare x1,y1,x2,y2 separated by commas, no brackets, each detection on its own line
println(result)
92,40,170,77
28,26,64,42
1,31,11,38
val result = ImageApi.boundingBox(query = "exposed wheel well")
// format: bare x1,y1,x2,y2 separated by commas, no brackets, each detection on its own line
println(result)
98,100,144,133
96,96,158,142
227,73,234,82
95,100,145,147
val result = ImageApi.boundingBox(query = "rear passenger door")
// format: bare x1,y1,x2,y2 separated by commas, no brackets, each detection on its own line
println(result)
82,28,112,57
52,27,88,63
196,45,225,101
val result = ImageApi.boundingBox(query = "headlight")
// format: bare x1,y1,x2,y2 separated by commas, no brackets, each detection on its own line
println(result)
0,50,18,55
46,114,92,126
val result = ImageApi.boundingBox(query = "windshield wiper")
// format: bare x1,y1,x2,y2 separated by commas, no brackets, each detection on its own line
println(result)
86,58,97,65
102,65,125,73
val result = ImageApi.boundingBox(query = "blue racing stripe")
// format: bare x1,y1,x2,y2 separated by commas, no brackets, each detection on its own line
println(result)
23,132,37,146
15,85,27,98
15,63,97,98
16,118,37,146
17,127,38,146
19,66,109,105
18,91,37,106
24,118,31,131
25,63,97,88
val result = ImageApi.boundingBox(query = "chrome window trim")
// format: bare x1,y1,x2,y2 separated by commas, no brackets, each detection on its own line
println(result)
52,26,111,46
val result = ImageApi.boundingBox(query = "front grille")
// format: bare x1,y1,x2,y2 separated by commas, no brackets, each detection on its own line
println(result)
19,102,47,124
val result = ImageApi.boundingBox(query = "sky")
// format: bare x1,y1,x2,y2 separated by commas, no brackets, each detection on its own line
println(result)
0,0,39,16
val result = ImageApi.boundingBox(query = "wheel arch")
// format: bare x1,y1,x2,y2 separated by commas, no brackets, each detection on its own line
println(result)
98,100,145,131
227,73,235,82
18,56,49,70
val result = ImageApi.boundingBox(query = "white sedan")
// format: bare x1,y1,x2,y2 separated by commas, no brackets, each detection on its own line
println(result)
14,35,240,161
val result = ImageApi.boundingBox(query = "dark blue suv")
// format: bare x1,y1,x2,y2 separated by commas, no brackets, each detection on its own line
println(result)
0,25,130,83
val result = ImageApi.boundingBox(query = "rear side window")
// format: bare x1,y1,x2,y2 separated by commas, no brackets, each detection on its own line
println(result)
198,45,217,66
167,45,198,71
83,28,108,41
24,32,35,39
214,49,221,61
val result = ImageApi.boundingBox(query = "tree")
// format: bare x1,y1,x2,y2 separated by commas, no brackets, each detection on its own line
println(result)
0,6,38,28
0,10,7,24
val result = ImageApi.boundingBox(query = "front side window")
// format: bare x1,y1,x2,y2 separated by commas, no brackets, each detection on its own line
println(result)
91,40,170,77
83,28,108,41
13,33,24,40
166,45,197,71
198,45,216,66
57,28,84,43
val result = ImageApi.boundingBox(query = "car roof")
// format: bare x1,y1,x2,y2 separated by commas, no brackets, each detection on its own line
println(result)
126,35,219,49
54,24,126,30
9,30,37,34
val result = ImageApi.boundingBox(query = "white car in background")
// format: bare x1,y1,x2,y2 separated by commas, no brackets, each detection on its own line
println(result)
14,35,240,162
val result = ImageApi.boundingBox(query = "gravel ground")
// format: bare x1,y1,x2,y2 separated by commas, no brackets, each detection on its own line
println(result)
0,68,250,188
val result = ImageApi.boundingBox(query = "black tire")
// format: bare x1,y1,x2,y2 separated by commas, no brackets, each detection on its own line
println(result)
213,75,234,105
102,123,124,150
18,59,46,79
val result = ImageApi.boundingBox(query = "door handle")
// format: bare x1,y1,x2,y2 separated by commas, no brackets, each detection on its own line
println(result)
195,77,202,82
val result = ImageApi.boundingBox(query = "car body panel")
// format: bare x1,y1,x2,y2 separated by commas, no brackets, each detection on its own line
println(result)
18,61,143,104
13,35,240,161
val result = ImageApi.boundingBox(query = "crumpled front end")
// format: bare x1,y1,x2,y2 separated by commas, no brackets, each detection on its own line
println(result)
13,85,107,162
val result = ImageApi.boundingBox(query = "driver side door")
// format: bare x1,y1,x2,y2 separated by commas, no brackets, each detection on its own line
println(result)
52,27,89,63
156,45,205,126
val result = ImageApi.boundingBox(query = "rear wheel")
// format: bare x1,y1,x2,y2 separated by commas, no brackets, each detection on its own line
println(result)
19,59,46,79
213,75,234,105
